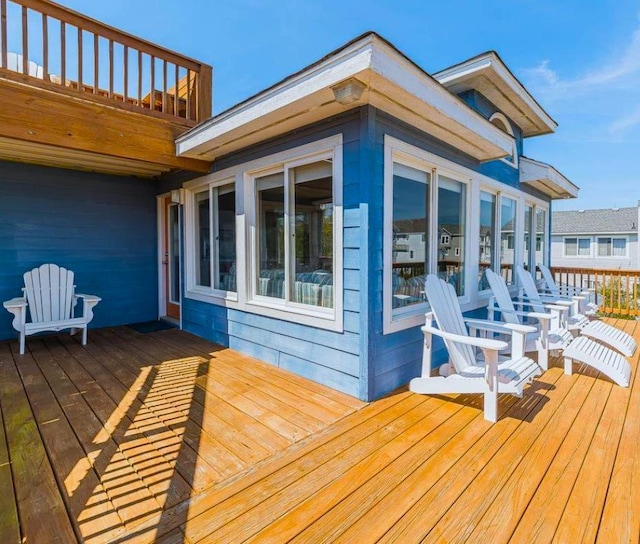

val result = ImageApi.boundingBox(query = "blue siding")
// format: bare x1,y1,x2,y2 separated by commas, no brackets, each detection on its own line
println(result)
0,161,158,341
180,110,365,399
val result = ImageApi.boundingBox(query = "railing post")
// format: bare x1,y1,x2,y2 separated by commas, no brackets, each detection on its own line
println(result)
197,64,213,122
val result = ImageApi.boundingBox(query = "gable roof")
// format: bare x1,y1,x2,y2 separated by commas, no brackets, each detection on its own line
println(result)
552,207,639,235
176,32,515,162
433,51,557,137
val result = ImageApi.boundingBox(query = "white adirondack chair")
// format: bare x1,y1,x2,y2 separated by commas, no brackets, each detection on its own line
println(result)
538,263,599,316
410,275,542,423
485,268,573,371
516,265,636,358
3,264,101,354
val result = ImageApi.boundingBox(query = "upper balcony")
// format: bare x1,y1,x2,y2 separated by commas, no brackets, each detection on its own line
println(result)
0,0,212,177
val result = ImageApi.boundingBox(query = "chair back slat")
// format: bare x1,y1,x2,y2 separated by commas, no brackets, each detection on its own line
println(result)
24,264,75,323
425,275,475,372
486,268,520,325
538,264,560,297
515,265,545,313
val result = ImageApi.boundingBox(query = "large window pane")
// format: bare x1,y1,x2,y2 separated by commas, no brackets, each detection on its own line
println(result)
536,208,547,266
215,186,236,292
524,205,532,270
438,176,466,296
479,191,496,290
598,237,611,256
500,197,517,284
578,238,591,256
257,172,285,299
291,161,333,308
195,191,211,287
613,238,626,256
565,238,578,256
392,163,429,310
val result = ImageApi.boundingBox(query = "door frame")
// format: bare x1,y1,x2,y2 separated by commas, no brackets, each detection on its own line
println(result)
157,193,183,327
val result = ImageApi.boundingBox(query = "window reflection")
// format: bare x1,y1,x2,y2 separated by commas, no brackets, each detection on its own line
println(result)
500,196,517,284
392,163,429,310
437,176,466,296
478,192,495,290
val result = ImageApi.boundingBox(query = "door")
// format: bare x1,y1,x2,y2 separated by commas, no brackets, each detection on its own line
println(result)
162,196,181,319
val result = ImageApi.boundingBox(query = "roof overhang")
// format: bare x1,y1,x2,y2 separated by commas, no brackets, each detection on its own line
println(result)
176,34,514,162
520,157,579,200
434,52,557,137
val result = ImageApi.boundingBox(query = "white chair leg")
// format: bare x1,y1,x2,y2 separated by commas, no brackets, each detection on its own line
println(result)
82,327,88,346
564,356,573,375
484,388,498,423
19,331,25,355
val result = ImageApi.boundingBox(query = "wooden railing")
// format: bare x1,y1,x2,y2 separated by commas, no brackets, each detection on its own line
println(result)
549,266,640,317
0,0,212,122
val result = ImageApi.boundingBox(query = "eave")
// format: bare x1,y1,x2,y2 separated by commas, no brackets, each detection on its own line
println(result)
176,33,514,163
520,157,579,200
434,52,557,137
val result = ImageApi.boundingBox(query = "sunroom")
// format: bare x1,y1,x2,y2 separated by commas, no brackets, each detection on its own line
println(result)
172,33,578,401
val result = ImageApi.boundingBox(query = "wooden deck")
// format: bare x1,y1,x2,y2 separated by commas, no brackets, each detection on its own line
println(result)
1,319,639,543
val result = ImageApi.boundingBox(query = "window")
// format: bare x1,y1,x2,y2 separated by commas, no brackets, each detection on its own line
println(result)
440,234,450,244
391,162,429,311
253,157,335,310
489,112,517,168
478,191,496,290
193,183,237,292
564,237,591,257
535,208,547,266
500,196,517,284
598,237,627,257
437,176,466,295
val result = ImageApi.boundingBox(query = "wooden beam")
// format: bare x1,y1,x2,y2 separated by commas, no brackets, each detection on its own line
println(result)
0,77,210,173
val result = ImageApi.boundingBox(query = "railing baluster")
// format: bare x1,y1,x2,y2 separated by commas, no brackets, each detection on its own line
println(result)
123,44,128,102
108,38,113,98
0,0,7,68
22,6,29,74
77,27,82,88
185,68,191,120
60,20,66,85
42,13,47,78
93,32,98,94
174,62,179,117
137,49,142,106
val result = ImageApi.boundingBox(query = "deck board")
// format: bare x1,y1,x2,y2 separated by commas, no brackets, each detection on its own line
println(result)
1,320,639,543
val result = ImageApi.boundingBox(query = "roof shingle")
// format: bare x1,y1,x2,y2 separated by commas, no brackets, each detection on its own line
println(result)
552,207,639,234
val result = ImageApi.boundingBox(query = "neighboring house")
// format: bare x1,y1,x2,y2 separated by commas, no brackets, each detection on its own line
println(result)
0,4,579,402
551,205,639,270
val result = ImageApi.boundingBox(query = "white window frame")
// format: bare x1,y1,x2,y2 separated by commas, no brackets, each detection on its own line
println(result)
383,136,549,334
597,236,628,258
563,236,592,258
477,188,500,295
489,112,518,168
383,137,472,334
184,135,343,332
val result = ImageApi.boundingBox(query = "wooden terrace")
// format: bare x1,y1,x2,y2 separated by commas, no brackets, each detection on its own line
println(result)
1,320,639,543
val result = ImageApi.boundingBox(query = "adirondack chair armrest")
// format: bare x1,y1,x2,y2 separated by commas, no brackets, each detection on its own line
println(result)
464,318,517,336
3,297,27,332
3,297,27,309
422,324,508,352
501,323,537,334
73,294,101,323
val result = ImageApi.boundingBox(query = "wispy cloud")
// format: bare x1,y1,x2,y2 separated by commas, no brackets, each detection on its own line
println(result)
520,13,640,137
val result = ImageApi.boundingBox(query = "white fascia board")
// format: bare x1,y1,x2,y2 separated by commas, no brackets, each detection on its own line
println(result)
177,34,514,161
176,39,375,156
369,41,513,158
520,157,579,199
434,53,558,136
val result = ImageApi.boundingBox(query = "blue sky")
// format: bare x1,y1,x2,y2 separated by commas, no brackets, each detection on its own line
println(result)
60,0,640,211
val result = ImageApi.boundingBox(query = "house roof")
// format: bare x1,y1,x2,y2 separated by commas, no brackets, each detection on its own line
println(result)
433,51,557,137
176,32,515,162
520,156,579,200
552,207,639,235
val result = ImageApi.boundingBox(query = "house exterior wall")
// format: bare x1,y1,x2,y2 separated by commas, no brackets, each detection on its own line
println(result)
177,106,552,401
0,160,159,341
550,233,639,270
180,110,365,398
